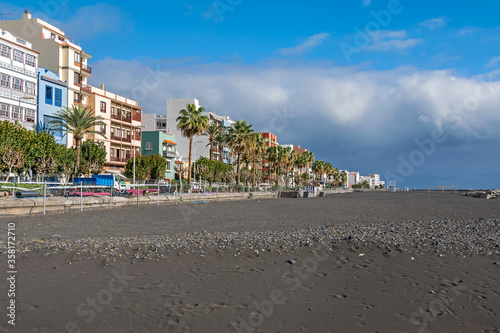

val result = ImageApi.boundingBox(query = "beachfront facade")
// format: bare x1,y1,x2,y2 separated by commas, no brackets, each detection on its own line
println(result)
0,11,93,146
37,67,67,145
141,131,176,180
89,85,142,171
0,28,38,130
360,173,381,188
259,132,278,183
203,111,235,164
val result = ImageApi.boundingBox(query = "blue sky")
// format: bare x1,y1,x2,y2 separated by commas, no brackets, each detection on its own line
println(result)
3,0,500,188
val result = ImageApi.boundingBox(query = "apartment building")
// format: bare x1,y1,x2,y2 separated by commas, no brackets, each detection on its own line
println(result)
259,132,278,183
0,11,92,145
37,67,67,145
0,28,38,129
89,85,142,171
141,131,177,180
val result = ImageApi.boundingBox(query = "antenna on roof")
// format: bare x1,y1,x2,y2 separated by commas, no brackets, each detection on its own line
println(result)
0,13,15,21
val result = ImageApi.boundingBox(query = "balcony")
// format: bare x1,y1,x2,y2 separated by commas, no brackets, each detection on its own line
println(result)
163,150,176,159
132,112,141,122
122,116,132,123
110,157,127,163
110,135,122,142
81,64,92,75
74,82,92,94
122,137,131,143
111,112,122,121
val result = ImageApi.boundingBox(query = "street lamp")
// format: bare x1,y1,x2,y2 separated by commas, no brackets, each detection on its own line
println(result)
18,96,36,128
132,125,147,188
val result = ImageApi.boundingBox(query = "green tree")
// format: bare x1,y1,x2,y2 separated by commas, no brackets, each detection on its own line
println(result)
48,105,106,173
203,123,222,160
176,103,209,188
27,131,59,180
228,120,253,185
79,140,107,176
124,155,152,181
54,145,77,184
0,121,30,181
149,154,167,180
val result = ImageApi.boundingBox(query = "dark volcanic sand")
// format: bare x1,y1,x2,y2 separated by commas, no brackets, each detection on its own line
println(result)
1,191,499,333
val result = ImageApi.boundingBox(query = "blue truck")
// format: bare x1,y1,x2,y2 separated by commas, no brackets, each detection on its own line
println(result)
72,174,128,191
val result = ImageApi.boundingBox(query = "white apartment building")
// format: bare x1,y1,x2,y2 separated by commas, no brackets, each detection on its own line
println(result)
0,28,38,129
347,171,360,187
164,98,210,161
0,11,93,146
360,173,381,188
143,103,238,163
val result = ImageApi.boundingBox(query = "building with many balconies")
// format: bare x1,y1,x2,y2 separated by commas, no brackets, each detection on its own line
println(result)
89,85,142,171
0,10,93,146
0,28,38,130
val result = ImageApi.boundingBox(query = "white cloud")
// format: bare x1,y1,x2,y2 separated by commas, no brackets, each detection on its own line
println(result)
89,58,500,148
486,56,500,68
363,30,423,51
363,0,372,7
279,33,330,56
417,17,448,30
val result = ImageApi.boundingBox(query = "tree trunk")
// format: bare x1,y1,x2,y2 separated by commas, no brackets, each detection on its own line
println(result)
209,142,213,160
236,153,241,185
252,159,256,187
188,136,193,188
75,138,81,175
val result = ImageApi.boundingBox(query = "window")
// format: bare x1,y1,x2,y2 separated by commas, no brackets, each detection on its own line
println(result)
0,44,10,58
54,88,62,107
25,109,34,122
13,77,22,91
25,81,36,95
126,130,131,139
43,115,63,135
146,142,153,150
1,103,9,118
12,106,20,120
166,161,171,171
73,92,80,103
74,52,81,63
25,54,36,67
110,148,114,158
110,127,115,137
74,72,81,85
99,124,106,135
45,86,53,105
0,74,9,88
12,49,23,63
100,101,106,112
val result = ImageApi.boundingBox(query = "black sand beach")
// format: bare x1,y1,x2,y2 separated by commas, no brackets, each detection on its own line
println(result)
1,191,499,332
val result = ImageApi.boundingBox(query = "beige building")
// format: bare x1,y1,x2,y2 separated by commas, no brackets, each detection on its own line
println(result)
0,10,92,145
89,85,142,171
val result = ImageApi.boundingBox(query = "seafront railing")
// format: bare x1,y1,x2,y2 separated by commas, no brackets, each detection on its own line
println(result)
0,182,352,215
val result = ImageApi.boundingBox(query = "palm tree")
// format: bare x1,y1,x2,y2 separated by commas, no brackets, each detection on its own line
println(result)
266,146,278,185
203,123,222,160
243,133,266,187
49,105,106,173
282,147,296,188
312,160,326,182
304,151,315,184
228,120,253,185
176,103,209,188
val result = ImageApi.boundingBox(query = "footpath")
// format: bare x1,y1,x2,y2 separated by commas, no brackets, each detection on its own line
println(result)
0,189,352,215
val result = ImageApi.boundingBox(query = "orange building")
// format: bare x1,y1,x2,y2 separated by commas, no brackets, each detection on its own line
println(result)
259,132,278,183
